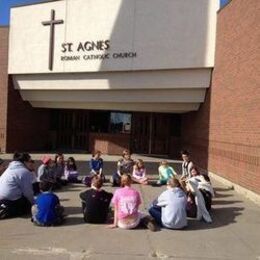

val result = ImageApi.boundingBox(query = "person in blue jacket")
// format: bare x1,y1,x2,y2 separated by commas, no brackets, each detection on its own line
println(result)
89,150,105,181
31,181,64,226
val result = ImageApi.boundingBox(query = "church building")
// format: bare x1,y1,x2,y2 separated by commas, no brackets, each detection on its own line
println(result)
0,0,259,195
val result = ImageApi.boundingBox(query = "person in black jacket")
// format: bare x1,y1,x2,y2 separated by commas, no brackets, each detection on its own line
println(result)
79,175,113,224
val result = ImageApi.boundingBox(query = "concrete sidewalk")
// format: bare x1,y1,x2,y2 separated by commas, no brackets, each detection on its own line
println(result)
0,156,259,260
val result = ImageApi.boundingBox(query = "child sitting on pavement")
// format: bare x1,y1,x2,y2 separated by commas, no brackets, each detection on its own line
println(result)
157,160,177,185
149,177,187,229
64,157,80,183
83,151,104,186
132,159,148,185
31,181,64,226
111,150,135,187
89,150,105,181
80,175,113,224
180,150,194,180
109,174,157,231
54,153,66,186
37,156,56,184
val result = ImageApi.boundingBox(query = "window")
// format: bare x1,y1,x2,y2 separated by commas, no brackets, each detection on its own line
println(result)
110,112,131,134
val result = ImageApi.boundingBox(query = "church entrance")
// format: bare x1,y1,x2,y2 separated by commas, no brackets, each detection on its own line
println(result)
131,113,174,155
50,109,89,151
49,110,180,155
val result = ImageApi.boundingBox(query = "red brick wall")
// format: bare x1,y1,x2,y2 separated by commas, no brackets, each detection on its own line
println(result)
0,27,9,152
6,82,50,152
89,133,130,155
181,0,260,194
0,28,50,153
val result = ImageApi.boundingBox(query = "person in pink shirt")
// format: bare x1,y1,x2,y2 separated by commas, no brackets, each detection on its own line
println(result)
109,174,141,229
109,174,157,231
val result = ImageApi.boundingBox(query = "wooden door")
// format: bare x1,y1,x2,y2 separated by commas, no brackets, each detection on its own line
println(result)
131,113,150,154
54,110,89,150
73,111,89,150
151,113,170,155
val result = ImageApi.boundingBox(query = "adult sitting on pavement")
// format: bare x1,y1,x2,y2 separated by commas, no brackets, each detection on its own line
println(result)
0,152,34,219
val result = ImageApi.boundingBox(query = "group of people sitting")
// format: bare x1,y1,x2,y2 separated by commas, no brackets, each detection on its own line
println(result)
0,149,214,231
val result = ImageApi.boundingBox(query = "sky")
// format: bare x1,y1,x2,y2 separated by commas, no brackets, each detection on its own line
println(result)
0,0,230,26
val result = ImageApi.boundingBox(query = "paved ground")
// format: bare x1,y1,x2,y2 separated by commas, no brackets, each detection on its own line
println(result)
0,155,259,260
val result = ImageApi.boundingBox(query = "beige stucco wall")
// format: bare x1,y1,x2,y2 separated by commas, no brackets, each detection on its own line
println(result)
13,68,211,112
13,69,211,90
8,0,218,74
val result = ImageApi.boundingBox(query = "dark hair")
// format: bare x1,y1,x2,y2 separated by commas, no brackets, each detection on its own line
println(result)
201,174,211,183
0,158,4,165
181,150,190,156
54,153,64,163
190,166,200,175
67,157,77,171
13,152,31,163
122,150,130,158
39,181,53,192
13,152,20,160
91,175,103,189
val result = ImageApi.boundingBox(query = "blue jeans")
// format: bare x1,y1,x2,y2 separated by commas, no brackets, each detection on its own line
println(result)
148,206,162,226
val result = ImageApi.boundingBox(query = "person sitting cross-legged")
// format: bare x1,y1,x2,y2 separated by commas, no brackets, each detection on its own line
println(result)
132,159,149,185
108,174,158,231
64,157,80,183
80,175,113,224
157,160,177,185
0,152,34,219
111,150,135,187
31,181,64,226
149,177,187,229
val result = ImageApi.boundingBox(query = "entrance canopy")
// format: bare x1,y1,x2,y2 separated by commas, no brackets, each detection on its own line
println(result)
13,69,210,113
8,0,218,113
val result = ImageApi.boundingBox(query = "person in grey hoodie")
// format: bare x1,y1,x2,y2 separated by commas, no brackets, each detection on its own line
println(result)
149,177,187,229
0,153,34,219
